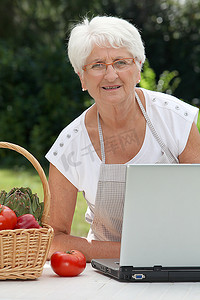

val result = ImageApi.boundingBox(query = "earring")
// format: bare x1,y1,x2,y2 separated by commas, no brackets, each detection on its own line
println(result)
82,88,86,91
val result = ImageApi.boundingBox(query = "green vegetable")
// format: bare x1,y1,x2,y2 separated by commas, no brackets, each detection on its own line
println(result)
0,187,43,224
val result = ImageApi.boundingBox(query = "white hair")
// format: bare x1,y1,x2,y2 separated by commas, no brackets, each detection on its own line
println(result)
68,16,146,75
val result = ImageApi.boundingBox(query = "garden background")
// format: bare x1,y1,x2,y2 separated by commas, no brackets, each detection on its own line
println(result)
0,0,200,236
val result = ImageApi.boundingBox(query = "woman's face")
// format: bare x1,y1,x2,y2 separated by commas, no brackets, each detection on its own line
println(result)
79,45,141,108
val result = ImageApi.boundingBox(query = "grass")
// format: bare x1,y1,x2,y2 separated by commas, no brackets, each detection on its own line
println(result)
71,192,90,237
0,168,90,237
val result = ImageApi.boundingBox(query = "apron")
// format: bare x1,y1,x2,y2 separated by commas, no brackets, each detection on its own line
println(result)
90,92,179,242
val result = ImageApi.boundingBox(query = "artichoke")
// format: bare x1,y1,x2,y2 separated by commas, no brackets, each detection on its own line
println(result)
0,187,44,223
0,190,7,204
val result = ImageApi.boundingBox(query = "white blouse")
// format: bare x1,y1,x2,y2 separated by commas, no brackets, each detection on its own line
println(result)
46,88,199,225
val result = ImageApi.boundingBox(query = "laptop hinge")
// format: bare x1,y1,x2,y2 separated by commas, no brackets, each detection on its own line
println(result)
120,266,133,273
153,265,163,271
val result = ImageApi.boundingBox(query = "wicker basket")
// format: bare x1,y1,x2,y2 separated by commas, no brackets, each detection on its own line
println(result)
0,142,54,280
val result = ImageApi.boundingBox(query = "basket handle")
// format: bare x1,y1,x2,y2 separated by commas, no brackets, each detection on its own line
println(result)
0,142,50,224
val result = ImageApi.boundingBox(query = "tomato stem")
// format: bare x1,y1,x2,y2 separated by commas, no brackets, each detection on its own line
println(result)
65,250,74,254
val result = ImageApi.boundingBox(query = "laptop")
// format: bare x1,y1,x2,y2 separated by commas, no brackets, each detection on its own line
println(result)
91,164,200,282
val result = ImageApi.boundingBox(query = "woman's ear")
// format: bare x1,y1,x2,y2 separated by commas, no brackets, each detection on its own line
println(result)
78,72,87,91
137,71,141,84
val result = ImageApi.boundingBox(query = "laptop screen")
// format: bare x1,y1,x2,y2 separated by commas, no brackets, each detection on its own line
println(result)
120,164,200,268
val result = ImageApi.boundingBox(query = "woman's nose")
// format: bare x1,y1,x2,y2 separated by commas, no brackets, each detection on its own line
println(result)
104,64,119,81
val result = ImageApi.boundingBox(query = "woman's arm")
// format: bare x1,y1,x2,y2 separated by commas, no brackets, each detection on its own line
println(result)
179,122,200,163
47,163,120,262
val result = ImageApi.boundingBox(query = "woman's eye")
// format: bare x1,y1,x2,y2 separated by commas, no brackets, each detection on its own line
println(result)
115,60,127,66
91,63,104,69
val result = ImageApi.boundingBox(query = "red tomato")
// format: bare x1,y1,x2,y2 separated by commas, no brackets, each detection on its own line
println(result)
0,204,17,230
51,250,86,277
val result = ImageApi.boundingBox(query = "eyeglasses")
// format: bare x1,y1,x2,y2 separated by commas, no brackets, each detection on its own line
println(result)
82,58,135,75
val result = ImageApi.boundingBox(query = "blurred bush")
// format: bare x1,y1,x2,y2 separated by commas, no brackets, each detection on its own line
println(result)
0,0,199,167
140,60,181,95
0,41,88,166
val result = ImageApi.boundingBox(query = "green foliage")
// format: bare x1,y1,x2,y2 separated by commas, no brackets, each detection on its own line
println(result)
0,0,199,166
140,60,181,94
1,0,200,103
0,41,88,166
139,60,157,91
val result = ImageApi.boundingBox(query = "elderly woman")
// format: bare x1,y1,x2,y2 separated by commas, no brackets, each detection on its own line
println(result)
46,16,200,261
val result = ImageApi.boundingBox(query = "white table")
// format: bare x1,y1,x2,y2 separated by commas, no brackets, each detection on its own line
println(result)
1,262,200,300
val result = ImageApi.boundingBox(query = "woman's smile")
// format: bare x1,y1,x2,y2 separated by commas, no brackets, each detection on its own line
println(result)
101,85,121,91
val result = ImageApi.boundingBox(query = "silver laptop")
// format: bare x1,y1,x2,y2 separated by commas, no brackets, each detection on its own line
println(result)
91,164,200,282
